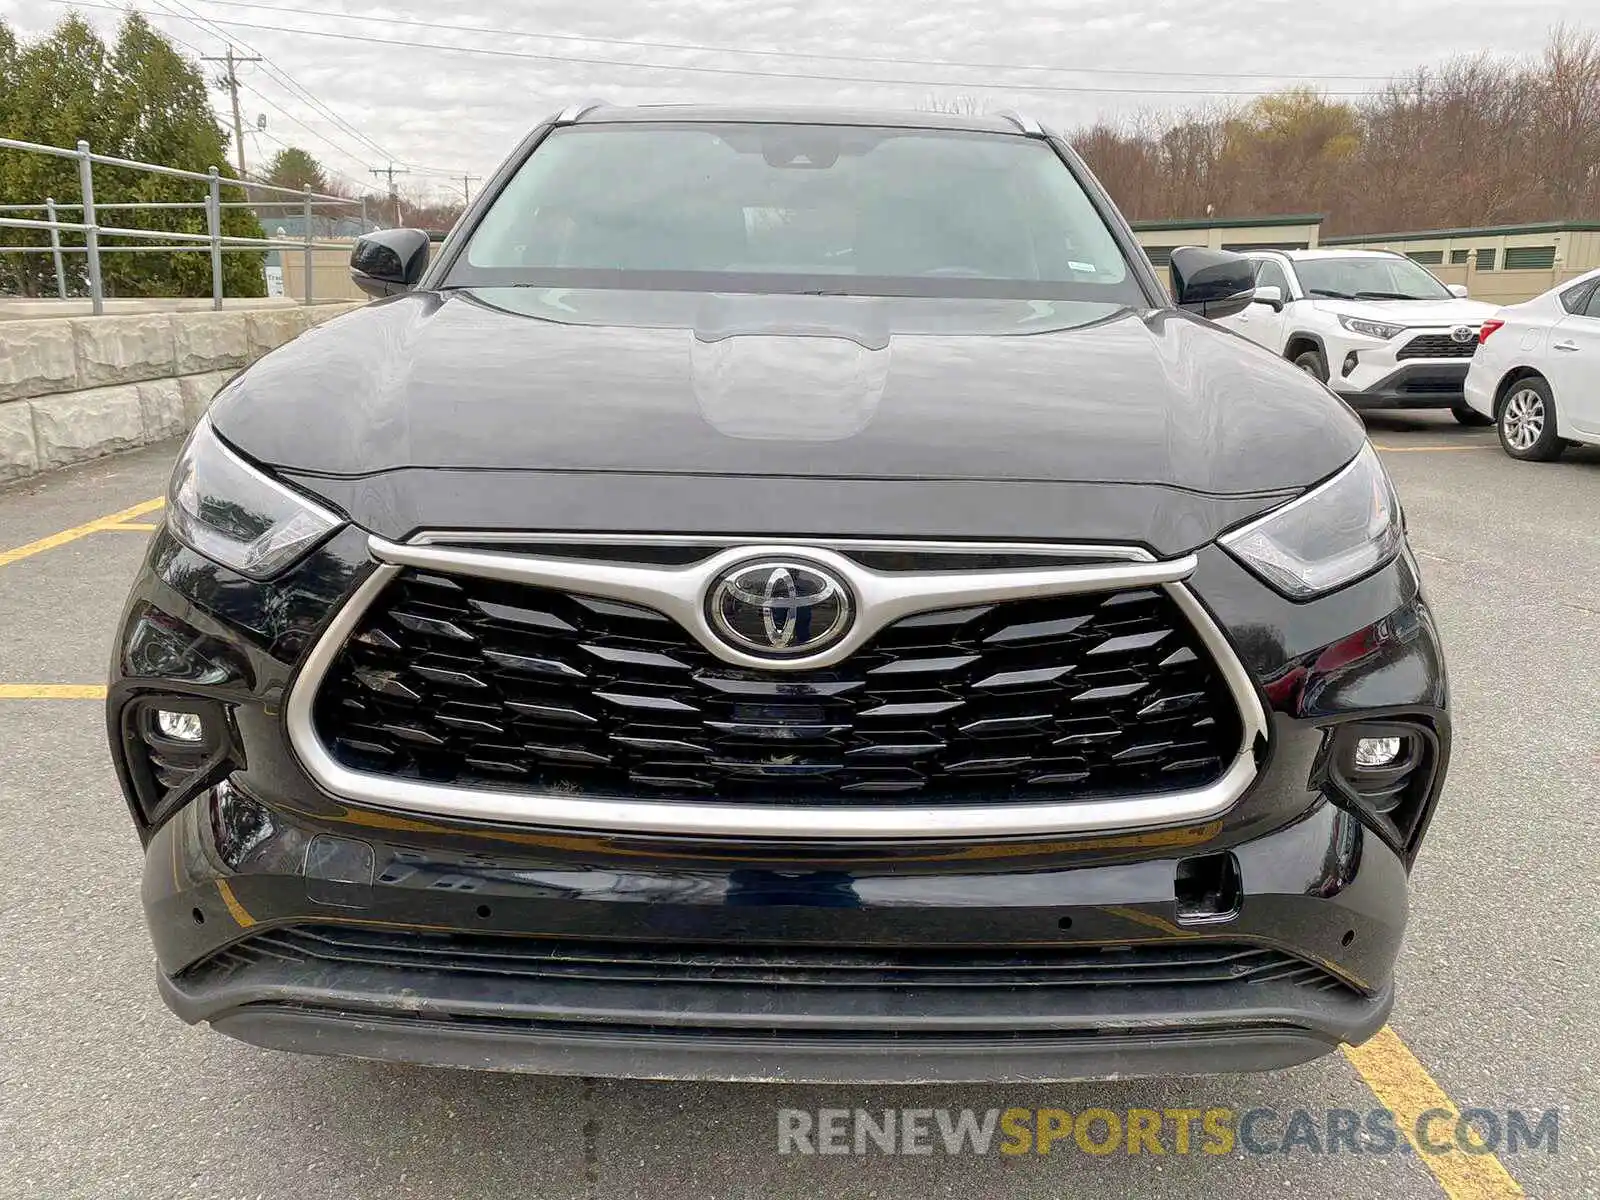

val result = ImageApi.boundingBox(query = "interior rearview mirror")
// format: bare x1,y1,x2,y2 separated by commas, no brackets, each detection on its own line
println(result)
350,228,431,298
1169,247,1257,320
1252,284,1284,311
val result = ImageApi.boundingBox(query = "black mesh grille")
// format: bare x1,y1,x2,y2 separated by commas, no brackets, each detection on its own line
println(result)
204,924,1352,995
1396,372,1469,393
311,569,1242,805
1395,333,1478,360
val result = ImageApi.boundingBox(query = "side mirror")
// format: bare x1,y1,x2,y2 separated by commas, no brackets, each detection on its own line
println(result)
1447,283,1471,299
1252,284,1285,311
350,228,431,298
1170,247,1257,320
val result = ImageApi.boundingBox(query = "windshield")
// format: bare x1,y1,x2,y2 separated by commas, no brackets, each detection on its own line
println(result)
451,123,1143,302
1292,255,1453,301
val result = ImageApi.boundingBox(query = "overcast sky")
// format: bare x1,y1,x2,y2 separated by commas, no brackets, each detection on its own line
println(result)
5,0,1592,201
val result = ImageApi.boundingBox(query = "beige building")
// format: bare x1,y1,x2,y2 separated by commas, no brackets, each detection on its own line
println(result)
276,245,368,303
1321,221,1600,304
1132,215,1325,268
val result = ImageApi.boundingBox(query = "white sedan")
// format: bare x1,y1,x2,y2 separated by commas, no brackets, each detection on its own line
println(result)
1464,268,1600,460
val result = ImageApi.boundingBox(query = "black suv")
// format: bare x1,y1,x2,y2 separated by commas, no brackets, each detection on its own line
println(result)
108,105,1449,1083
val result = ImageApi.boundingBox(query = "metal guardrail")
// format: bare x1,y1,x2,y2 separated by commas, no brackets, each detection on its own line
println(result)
0,136,369,314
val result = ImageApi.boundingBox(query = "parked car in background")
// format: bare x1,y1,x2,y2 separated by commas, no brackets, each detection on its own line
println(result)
1464,268,1600,461
1216,249,1496,424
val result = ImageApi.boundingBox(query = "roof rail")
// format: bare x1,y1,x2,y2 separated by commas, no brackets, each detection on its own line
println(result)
555,99,609,125
997,109,1043,136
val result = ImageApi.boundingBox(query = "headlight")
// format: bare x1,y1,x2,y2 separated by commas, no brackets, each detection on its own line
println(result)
1220,444,1402,599
166,416,343,579
1337,315,1406,340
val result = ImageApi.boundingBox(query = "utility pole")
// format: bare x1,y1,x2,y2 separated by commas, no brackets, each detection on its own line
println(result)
460,173,481,205
202,47,263,177
371,164,409,226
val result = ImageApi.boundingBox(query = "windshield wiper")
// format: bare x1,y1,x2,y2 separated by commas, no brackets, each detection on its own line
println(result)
1354,291,1425,301
1307,288,1356,299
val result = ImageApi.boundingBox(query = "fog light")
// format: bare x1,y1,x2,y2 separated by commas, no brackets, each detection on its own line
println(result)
1354,736,1403,768
156,709,205,743
1342,351,1359,378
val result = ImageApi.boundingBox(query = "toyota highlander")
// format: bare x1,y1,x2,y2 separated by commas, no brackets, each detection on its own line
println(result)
108,104,1450,1083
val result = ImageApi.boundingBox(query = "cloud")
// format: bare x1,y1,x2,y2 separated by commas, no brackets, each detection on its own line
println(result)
5,0,1583,199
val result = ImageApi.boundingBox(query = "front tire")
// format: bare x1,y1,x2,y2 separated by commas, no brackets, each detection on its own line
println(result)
1292,348,1329,382
1452,404,1492,427
1497,377,1564,461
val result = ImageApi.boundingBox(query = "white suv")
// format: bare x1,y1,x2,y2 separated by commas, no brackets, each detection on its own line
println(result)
1216,249,1497,425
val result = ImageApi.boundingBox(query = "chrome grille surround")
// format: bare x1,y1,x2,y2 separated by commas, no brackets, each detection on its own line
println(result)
285,534,1268,840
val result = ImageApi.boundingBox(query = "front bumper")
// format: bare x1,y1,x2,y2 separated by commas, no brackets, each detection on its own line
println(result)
151,798,1397,1083
1335,362,1472,409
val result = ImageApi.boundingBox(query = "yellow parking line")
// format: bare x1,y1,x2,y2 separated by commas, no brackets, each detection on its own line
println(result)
215,879,258,928
0,684,108,699
1371,444,1495,453
104,522,160,532
0,498,164,567
1344,1026,1524,1199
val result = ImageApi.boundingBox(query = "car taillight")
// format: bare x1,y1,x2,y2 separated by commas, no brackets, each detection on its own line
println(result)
1479,319,1505,344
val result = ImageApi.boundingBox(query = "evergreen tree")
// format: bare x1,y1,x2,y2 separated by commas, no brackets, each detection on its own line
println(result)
0,13,265,298
0,15,106,296
264,146,327,194
99,13,265,297
0,23,16,109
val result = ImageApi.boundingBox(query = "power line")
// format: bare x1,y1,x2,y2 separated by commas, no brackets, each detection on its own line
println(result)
371,164,408,226
100,3,364,174
159,0,403,164
157,0,469,187
250,119,370,194
256,61,398,162
139,0,384,175
153,11,465,201
106,2,381,190
237,78,379,176
152,0,471,182
178,0,1400,83
52,0,1391,97
157,0,392,168
200,45,262,175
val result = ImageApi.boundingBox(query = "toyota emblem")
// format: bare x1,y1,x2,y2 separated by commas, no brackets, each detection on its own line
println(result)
706,560,854,658
1451,325,1476,344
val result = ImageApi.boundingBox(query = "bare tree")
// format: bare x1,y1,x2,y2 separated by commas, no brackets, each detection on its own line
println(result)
1072,28,1600,236
919,94,988,116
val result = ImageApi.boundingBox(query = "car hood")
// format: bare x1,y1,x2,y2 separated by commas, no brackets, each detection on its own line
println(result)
214,288,1366,553
1309,297,1498,326
219,288,1362,486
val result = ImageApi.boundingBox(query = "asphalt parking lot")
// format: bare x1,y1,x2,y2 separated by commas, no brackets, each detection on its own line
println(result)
1,414,1596,1199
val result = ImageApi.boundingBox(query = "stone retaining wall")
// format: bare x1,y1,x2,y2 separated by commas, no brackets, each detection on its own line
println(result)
0,303,361,483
